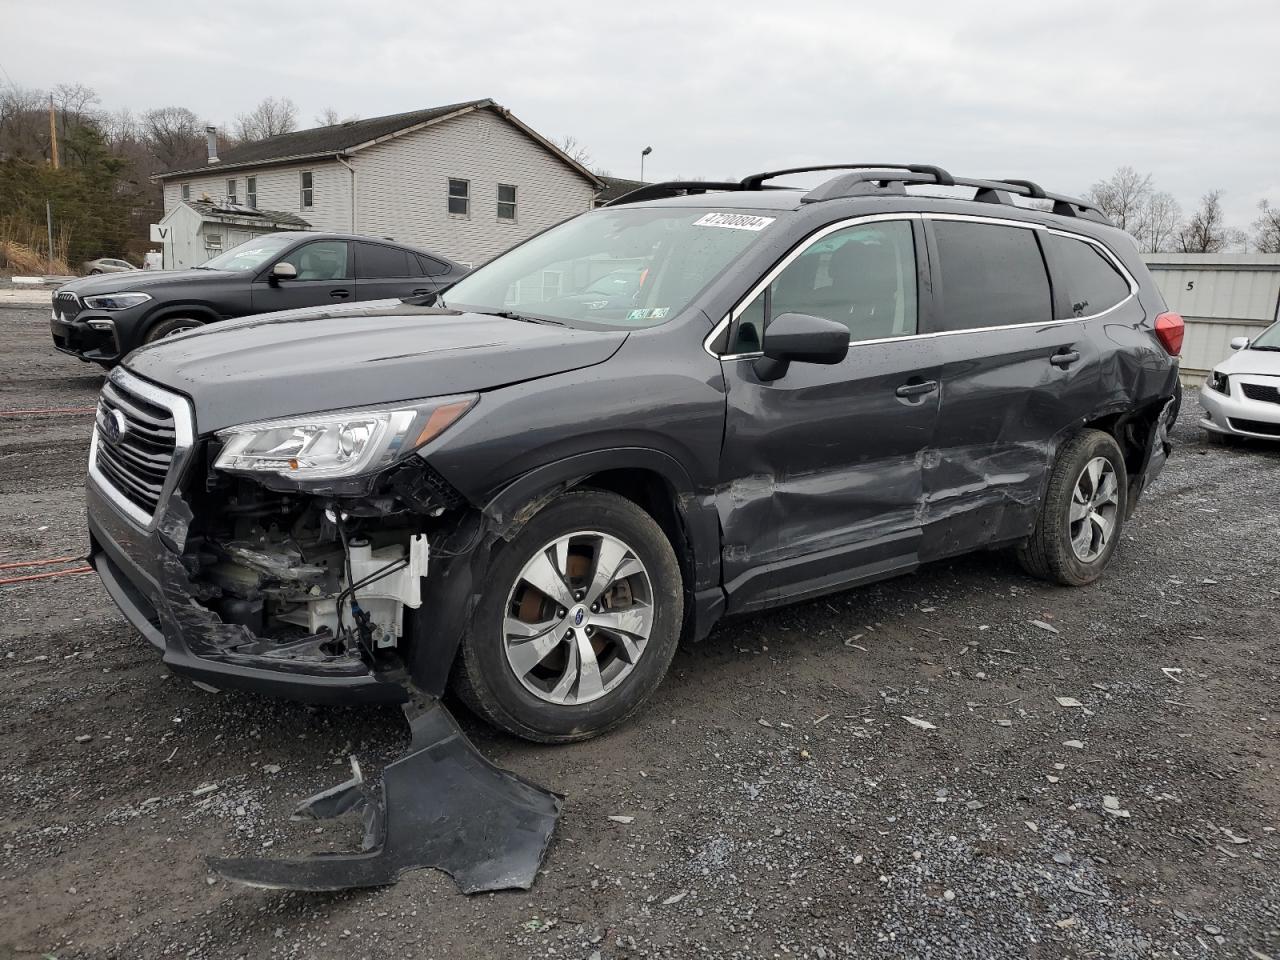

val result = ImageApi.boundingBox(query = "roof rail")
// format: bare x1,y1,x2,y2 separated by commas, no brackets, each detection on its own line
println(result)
800,170,1111,225
602,164,1112,227
740,163,955,191
602,181,745,207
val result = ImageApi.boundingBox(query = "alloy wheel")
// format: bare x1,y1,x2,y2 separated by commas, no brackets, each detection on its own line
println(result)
1069,456,1119,562
502,531,654,706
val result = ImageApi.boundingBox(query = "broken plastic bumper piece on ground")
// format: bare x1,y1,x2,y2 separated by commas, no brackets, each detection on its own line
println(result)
209,696,563,894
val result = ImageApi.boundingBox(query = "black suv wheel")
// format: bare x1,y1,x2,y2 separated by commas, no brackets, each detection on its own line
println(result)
1017,429,1128,586
452,490,683,743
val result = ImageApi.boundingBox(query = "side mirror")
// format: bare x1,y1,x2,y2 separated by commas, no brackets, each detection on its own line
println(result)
1230,336,1250,351
753,312,850,381
270,262,297,284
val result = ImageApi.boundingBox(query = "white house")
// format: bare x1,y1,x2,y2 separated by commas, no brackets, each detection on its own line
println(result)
154,99,602,267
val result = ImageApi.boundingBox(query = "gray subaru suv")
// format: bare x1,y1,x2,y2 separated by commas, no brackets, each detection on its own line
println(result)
84,163,1182,743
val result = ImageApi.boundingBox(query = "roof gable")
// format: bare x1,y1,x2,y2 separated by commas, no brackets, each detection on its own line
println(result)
156,100,602,188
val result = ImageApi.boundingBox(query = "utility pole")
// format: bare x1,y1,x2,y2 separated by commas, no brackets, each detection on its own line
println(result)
48,95,59,170
46,200,54,274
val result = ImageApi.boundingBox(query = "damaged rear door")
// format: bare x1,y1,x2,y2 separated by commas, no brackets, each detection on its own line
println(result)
716,216,943,613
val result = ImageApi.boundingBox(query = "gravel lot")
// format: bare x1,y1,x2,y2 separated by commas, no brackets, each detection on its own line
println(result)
1,304,1277,960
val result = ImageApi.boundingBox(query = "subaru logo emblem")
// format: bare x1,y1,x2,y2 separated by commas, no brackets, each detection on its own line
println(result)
573,608,586,627
101,408,129,446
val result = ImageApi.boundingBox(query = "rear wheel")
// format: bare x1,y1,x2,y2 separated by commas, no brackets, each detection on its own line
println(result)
1017,429,1128,586
452,490,683,743
144,316,203,343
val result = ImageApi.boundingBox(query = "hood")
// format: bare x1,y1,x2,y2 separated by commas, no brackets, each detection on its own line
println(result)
58,268,242,296
124,302,628,433
1215,345,1280,376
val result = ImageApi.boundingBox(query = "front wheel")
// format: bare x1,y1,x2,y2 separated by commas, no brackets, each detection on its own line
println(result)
452,490,683,743
144,316,204,343
1017,429,1128,586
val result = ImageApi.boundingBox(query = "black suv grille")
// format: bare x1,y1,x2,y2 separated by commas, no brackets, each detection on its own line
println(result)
1240,382,1280,405
54,291,82,321
94,379,178,517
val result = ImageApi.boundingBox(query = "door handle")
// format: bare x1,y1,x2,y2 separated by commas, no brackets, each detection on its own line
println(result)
411,288,432,296
330,289,351,300
895,380,938,399
1050,350,1081,368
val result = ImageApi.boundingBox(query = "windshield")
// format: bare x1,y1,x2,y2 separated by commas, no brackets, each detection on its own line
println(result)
200,234,297,271
442,207,778,328
1250,320,1280,350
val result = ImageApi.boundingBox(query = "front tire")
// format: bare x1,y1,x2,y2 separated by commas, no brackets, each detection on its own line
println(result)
1017,429,1128,587
452,490,683,743
144,316,204,343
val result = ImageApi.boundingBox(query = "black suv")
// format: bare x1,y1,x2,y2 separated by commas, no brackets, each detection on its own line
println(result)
84,164,1182,743
51,232,465,366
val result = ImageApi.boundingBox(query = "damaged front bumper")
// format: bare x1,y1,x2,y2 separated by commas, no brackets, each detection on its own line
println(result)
88,478,412,704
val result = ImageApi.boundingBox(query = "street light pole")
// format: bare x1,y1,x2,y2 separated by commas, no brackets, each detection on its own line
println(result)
640,146,652,182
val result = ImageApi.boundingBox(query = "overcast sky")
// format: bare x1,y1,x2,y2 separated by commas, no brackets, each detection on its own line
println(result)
4,0,1276,229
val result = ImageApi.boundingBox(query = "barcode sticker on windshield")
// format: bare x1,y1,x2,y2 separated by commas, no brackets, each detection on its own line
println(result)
693,213,776,231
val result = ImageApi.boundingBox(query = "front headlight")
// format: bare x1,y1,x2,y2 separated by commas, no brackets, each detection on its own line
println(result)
83,292,151,311
1207,371,1230,395
214,395,477,480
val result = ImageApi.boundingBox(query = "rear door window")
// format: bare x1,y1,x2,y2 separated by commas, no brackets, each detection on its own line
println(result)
729,220,917,352
355,242,412,279
1043,233,1131,318
931,221,1051,332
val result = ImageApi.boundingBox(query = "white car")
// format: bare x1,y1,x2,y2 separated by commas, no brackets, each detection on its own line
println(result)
1199,321,1280,441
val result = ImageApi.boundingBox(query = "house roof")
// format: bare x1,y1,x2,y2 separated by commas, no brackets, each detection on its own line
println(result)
595,176,647,204
155,100,603,188
176,199,312,229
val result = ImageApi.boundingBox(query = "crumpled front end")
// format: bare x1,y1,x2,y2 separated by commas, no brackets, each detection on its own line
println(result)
86,369,484,704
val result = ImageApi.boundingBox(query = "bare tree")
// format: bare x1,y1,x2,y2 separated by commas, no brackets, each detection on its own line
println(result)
1085,166,1153,237
315,106,359,127
51,82,100,127
1177,191,1246,253
235,96,299,142
0,85,50,160
1142,191,1182,253
141,106,205,170
1252,199,1280,254
555,134,592,167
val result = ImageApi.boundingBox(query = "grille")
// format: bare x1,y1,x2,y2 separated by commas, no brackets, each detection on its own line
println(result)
54,291,82,321
1228,417,1280,437
94,378,178,518
1240,382,1280,405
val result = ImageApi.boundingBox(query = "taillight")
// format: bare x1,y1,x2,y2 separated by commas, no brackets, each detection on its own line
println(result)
1154,312,1184,356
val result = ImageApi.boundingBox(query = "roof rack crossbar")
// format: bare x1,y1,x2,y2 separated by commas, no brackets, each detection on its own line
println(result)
740,163,955,191
603,181,745,207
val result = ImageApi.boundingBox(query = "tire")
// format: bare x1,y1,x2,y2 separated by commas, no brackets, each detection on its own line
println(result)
452,489,683,743
1017,429,1128,587
89,269,102,275
144,316,204,343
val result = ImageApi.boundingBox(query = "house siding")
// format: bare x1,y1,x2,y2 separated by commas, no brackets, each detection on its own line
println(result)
353,109,595,266
162,161,350,232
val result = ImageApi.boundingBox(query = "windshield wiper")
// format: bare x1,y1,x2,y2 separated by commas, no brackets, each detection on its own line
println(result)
1249,344,1280,351
474,309,565,326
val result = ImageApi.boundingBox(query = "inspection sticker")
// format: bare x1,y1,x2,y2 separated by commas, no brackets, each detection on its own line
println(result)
693,212,776,231
626,307,670,321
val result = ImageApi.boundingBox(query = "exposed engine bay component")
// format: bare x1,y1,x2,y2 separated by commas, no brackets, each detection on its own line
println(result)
209,696,563,893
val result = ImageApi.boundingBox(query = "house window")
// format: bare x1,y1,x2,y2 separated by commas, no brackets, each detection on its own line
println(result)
181,184,190,200
226,179,237,204
497,183,517,221
447,178,469,217
300,171,314,209
246,177,257,209
541,270,562,301
205,233,222,250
